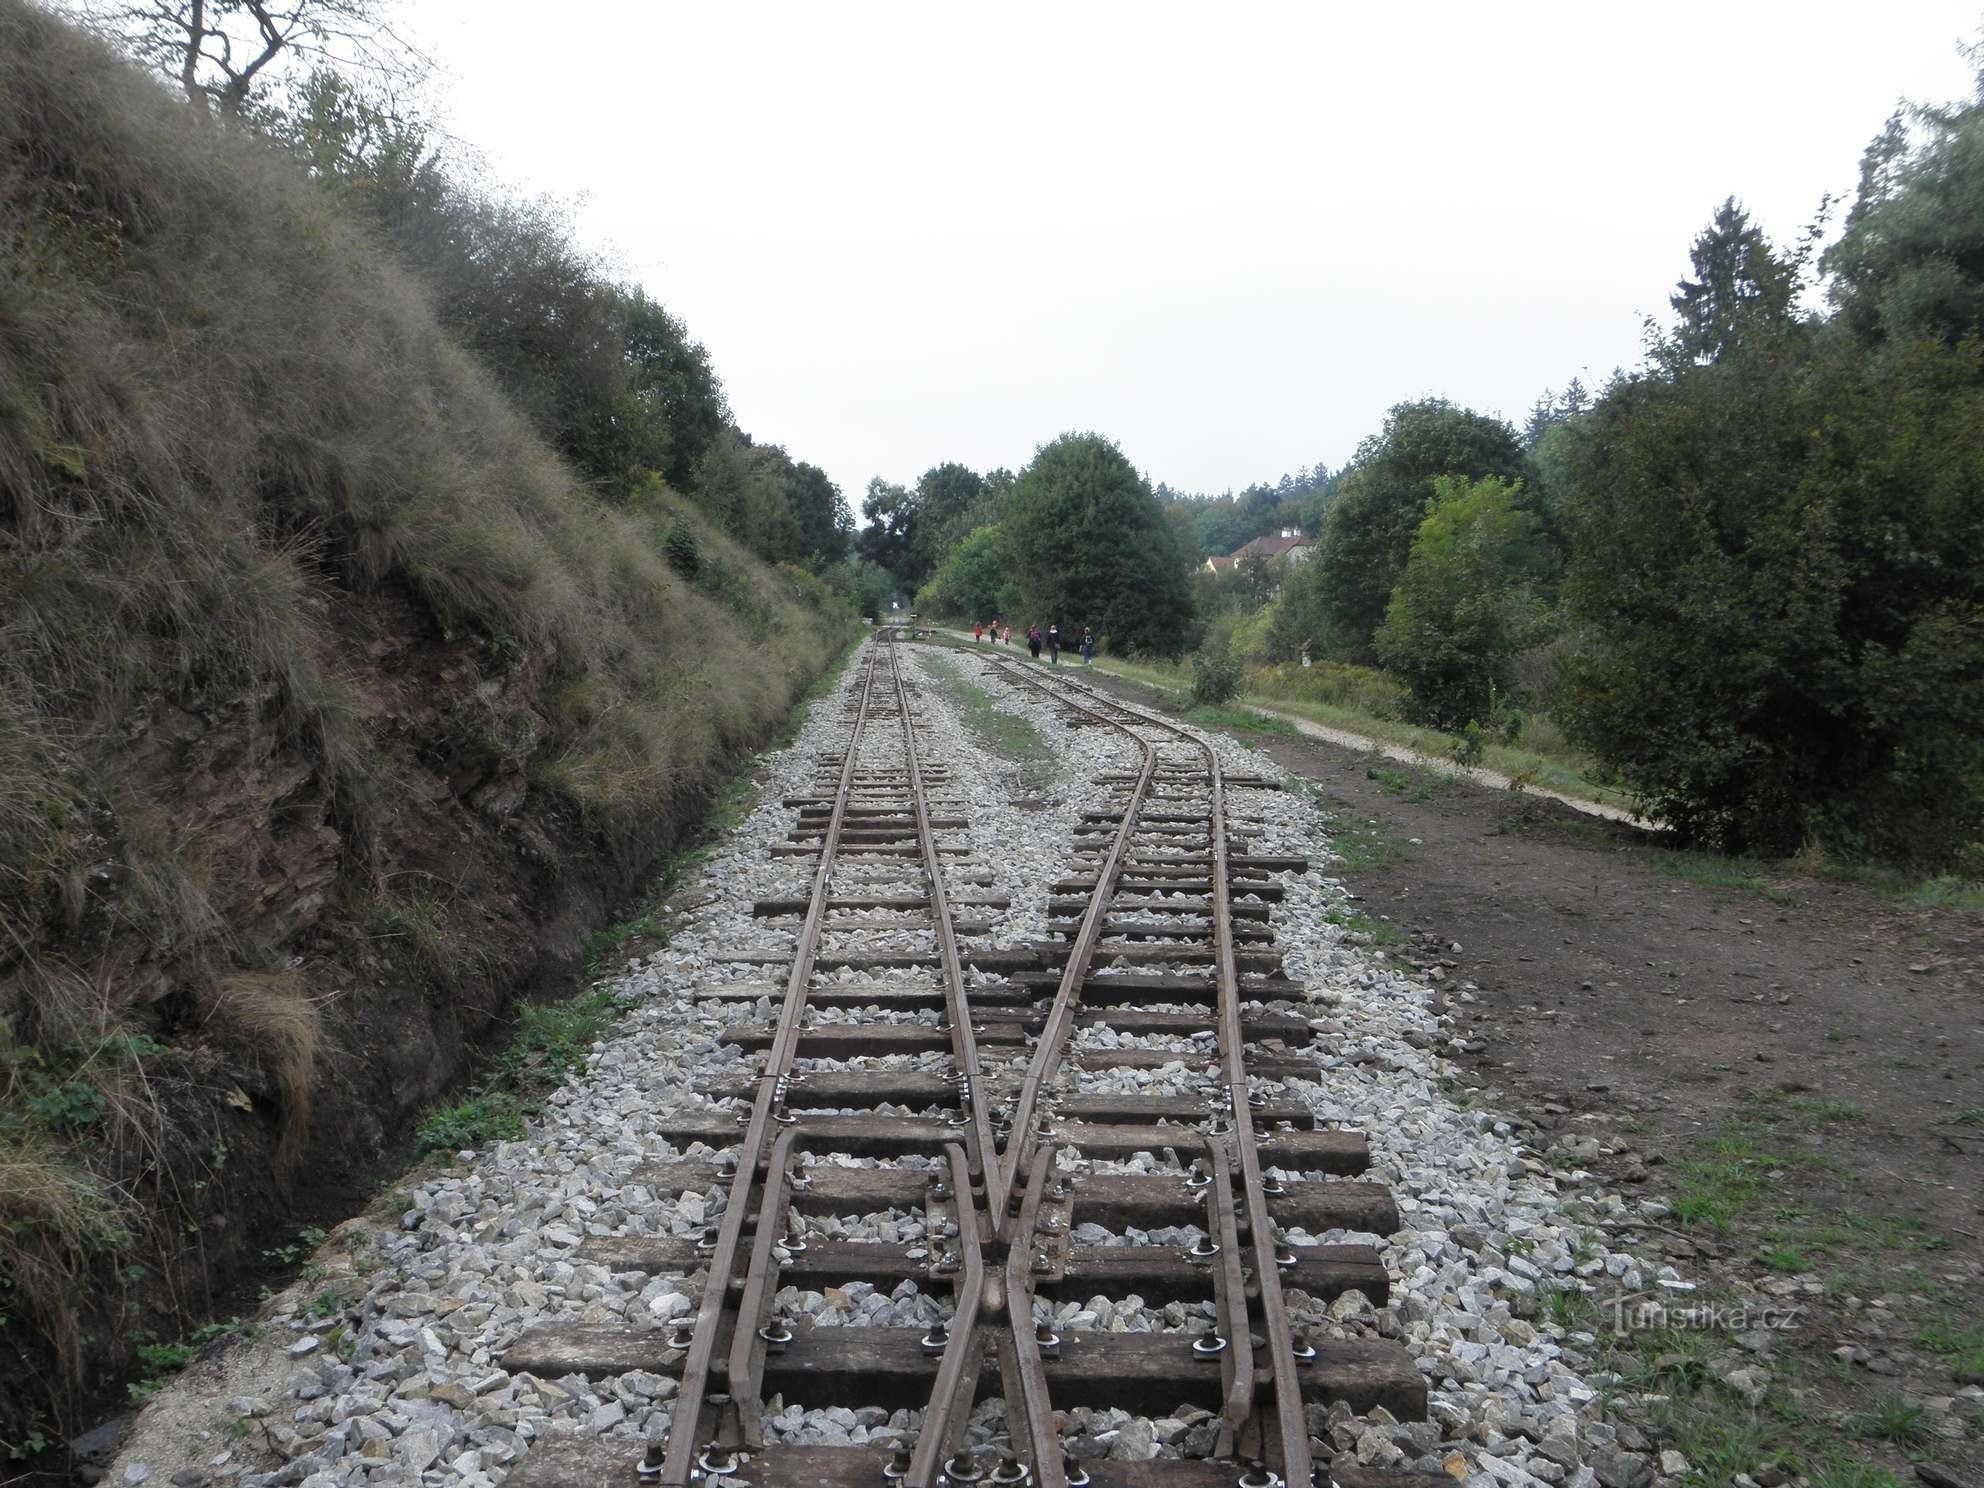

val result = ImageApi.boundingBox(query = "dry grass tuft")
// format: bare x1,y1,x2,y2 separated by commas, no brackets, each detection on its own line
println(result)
0,1132,133,1385
198,972,321,1174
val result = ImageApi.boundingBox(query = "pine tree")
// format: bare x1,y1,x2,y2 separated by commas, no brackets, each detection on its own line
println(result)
1669,198,1798,364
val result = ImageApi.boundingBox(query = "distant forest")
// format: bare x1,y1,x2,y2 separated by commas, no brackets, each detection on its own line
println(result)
871,58,1984,872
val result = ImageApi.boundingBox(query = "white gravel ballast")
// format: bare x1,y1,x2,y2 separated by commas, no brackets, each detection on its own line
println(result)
111,639,1683,1488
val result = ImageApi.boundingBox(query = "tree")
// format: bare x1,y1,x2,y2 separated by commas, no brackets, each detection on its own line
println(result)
856,478,915,577
613,288,729,493
252,64,433,187
1556,286,1984,865
1824,56,1984,350
1281,400,1526,662
918,524,1020,620
1372,476,1555,728
692,429,800,559
908,463,989,580
1668,198,1799,365
1004,433,1193,655
1522,378,1589,448
821,558,894,620
786,461,851,565
75,0,422,118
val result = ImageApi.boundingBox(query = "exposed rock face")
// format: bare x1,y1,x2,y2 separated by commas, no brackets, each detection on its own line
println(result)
0,581,841,1450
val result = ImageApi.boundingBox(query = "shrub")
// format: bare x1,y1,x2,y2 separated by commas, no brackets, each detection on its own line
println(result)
1372,475,1555,728
1243,659,1408,719
664,522,703,577
1557,328,1984,864
1449,721,1488,768
1192,643,1242,707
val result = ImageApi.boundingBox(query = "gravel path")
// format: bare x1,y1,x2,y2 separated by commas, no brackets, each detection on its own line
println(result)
113,638,1686,1488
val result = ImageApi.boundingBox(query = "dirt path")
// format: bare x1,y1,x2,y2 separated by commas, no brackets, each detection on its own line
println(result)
1072,663,1984,1484
936,630,1645,825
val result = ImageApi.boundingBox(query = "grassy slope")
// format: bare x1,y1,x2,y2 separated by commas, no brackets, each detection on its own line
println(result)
0,2,851,1448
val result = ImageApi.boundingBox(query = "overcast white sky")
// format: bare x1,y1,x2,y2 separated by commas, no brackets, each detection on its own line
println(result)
413,2,1980,504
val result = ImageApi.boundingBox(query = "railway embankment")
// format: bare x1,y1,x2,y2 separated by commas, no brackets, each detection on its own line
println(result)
0,4,855,1456
108,637,1744,1488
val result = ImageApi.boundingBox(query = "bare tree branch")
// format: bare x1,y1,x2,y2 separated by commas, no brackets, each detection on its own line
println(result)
63,0,428,121
180,0,206,113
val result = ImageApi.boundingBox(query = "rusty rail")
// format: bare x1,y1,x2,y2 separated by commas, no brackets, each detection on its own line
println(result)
583,636,1422,1488
986,661,1315,1488
646,648,885,1485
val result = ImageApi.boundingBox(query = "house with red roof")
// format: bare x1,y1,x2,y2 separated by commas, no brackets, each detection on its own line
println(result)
1203,527,1313,573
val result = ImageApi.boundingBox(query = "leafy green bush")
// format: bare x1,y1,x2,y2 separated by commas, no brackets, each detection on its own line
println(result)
1372,475,1555,728
1192,643,1241,707
664,522,703,577
26,1084,105,1131
917,523,1020,622
1557,290,1984,864
500,987,622,1080
1448,721,1488,768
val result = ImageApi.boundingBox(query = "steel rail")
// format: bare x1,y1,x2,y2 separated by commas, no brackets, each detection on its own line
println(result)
723,1126,802,1450
1203,1143,1257,1457
983,660,1317,1488
904,1143,987,1488
985,662,1159,1233
1205,732,1314,1488
1002,1148,1066,1488
648,646,885,1487
879,636,1007,1474
884,638,998,1185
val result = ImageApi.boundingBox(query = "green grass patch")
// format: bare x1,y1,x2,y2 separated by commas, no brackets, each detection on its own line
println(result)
1914,1320,1984,1374
1586,1318,1894,1488
1808,1461,1905,1488
1280,778,1414,872
922,652,1057,791
500,985,622,1081
416,1092,527,1153
416,985,632,1155
1813,860,1984,911
123,1320,241,1403
1328,820,1410,870
1790,1098,1866,1124
1323,906,1405,946
1535,1280,1593,1330
1758,1242,1812,1272
1901,874,1984,910
583,911,663,967
1645,848,1804,904
1844,1397,1925,1445
1180,703,1297,737
1670,1127,1790,1231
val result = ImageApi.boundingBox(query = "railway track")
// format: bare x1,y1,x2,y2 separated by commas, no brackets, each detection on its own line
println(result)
504,634,1431,1488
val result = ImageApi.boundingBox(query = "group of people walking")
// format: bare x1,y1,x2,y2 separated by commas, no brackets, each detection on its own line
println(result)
971,620,1093,665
